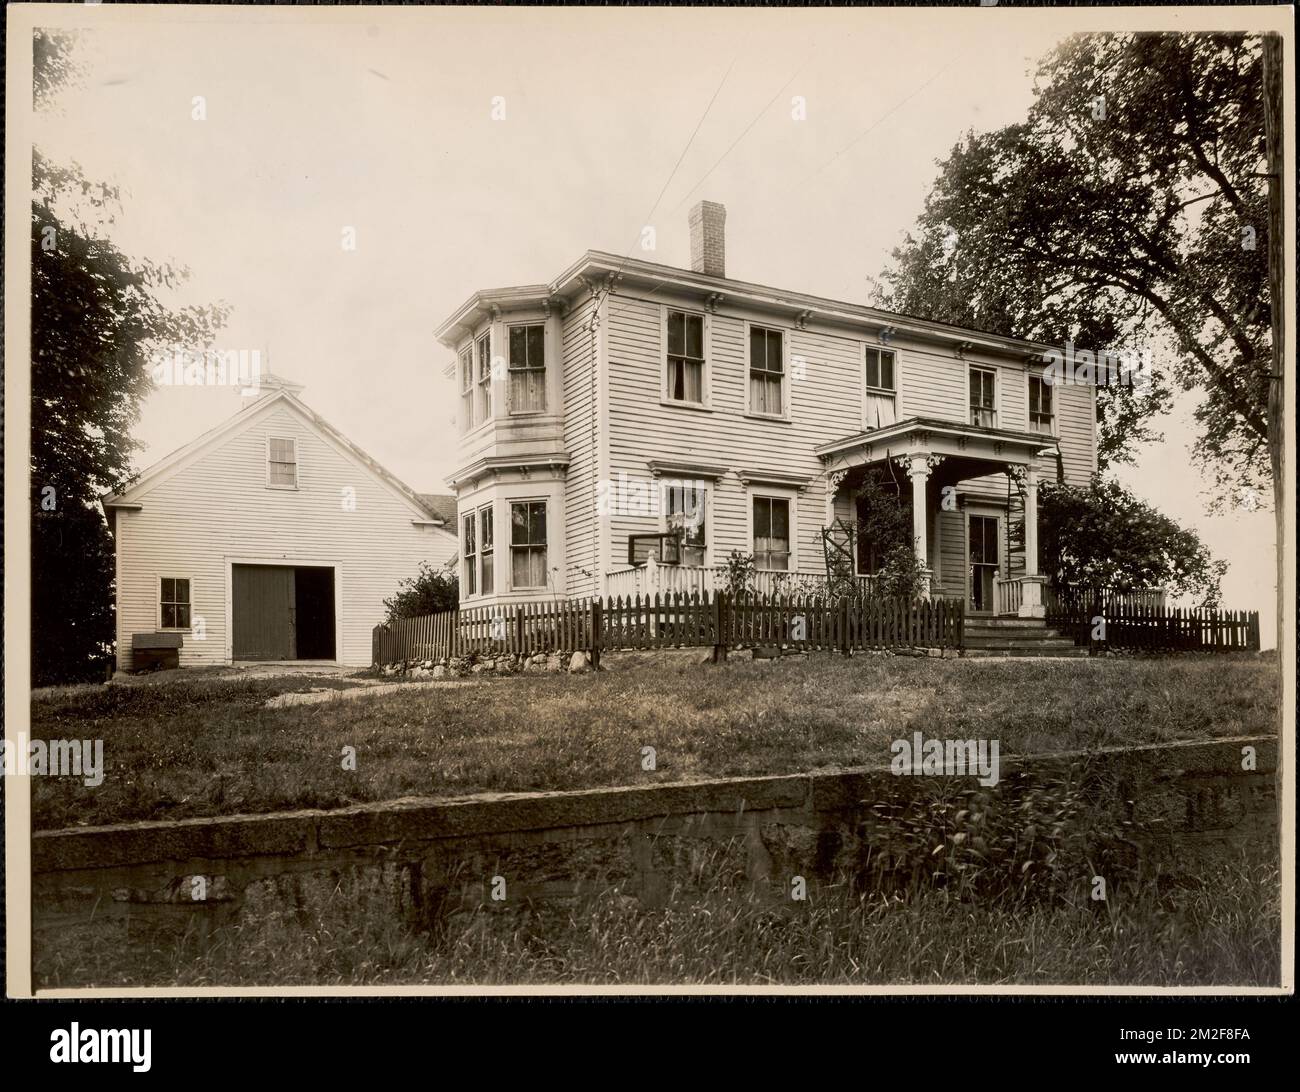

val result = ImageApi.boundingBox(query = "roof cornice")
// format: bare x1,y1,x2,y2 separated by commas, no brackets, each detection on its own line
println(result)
433,251,1061,364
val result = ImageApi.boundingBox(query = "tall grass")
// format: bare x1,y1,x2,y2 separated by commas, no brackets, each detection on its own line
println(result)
35,850,1279,989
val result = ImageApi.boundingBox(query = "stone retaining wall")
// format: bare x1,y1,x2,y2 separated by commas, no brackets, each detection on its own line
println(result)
32,736,1278,945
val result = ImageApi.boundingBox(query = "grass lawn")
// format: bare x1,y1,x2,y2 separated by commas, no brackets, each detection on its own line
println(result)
35,851,1279,988
30,652,1278,831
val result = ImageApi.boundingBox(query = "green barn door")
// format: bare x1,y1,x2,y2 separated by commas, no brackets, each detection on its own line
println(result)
232,565,296,660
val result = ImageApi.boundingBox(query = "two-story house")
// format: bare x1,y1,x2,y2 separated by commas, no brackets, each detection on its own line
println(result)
435,202,1096,619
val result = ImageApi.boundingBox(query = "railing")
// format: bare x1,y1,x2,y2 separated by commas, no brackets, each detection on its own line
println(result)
994,576,1024,616
1045,584,1167,612
989,579,1167,617
605,560,877,599
373,591,965,665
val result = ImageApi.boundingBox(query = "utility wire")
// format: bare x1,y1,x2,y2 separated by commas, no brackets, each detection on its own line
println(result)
673,57,811,212
784,56,958,198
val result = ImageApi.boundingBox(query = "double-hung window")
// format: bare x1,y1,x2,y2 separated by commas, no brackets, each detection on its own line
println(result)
462,513,477,597
160,577,191,630
748,326,785,416
864,347,897,428
459,346,475,431
752,496,791,571
969,367,997,428
509,325,546,414
476,332,493,422
1029,376,1054,434
665,484,707,566
479,505,495,595
666,310,705,404
510,501,548,589
268,436,297,487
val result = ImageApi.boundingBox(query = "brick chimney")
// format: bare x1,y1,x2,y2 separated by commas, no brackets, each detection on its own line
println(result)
689,200,726,278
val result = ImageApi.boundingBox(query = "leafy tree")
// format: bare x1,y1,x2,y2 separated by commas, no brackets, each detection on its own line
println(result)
32,33,227,683
1033,478,1226,607
383,562,460,622
877,33,1272,506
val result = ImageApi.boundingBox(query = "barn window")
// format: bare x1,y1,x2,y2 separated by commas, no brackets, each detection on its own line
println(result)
267,436,298,487
160,577,191,630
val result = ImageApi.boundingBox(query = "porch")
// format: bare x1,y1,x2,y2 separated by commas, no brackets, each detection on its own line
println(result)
817,416,1055,618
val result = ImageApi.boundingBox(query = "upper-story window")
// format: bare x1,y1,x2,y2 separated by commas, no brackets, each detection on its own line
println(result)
666,310,705,404
665,484,707,566
752,495,791,571
748,325,785,417
267,436,298,488
1029,375,1055,434
509,324,546,414
479,504,495,595
864,347,897,429
462,512,477,597
459,346,474,432
969,366,997,428
510,500,548,588
476,332,493,422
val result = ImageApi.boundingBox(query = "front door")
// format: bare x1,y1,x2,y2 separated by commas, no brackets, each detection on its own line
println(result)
968,515,999,613
232,564,296,660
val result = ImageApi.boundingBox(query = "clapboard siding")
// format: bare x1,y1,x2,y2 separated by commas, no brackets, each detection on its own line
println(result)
114,400,457,668
898,345,967,421
597,292,1097,581
562,296,599,597
604,294,867,572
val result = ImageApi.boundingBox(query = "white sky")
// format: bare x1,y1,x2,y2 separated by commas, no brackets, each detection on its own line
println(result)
32,8,1276,643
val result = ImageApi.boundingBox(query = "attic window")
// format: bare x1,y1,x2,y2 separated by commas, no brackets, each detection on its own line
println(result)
268,436,298,488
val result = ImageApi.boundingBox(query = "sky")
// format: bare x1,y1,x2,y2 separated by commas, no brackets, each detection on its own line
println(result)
31,7,1277,644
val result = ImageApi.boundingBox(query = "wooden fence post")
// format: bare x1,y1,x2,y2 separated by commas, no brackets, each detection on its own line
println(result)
840,597,851,657
590,598,602,670
712,592,728,663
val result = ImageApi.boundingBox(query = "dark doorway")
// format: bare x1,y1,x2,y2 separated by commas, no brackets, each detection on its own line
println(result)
232,563,334,660
293,566,335,659
968,515,999,613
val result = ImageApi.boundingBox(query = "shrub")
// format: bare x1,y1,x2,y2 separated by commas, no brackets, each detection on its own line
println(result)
721,550,757,598
383,562,459,622
874,544,928,600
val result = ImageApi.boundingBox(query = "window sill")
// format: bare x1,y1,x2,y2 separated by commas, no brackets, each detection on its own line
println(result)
743,412,792,424
659,399,713,413
266,484,299,491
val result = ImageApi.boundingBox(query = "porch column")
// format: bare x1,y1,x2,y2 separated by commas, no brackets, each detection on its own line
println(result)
1024,467,1038,576
1018,466,1047,618
907,454,933,598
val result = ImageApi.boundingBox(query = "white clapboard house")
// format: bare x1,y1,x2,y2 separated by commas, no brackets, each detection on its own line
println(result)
435,201,1107,622
102,377,457,669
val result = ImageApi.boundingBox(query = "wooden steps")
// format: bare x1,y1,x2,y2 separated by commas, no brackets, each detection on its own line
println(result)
962,617,1090,658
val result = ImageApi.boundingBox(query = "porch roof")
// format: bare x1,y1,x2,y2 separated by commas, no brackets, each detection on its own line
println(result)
815,416,1056,469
